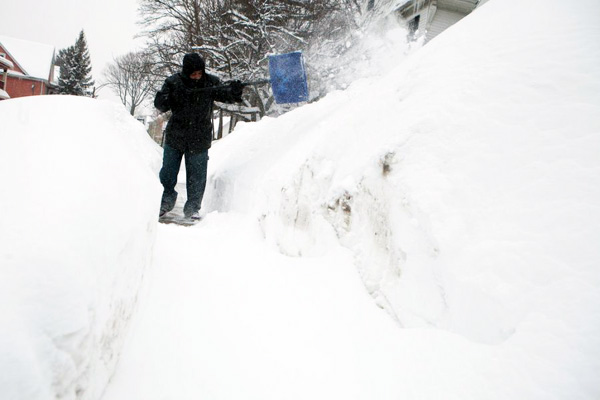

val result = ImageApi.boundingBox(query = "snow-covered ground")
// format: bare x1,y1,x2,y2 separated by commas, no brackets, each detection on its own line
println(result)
2,0,600,398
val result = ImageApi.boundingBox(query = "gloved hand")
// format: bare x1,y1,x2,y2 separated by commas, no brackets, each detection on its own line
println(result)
229,80,244,97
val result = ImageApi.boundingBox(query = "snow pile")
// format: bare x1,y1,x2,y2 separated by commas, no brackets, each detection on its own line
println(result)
0,96,162,399
196,0,600,396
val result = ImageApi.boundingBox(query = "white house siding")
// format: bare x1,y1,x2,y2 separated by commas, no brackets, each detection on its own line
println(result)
426,8,467,42
406,6,435,37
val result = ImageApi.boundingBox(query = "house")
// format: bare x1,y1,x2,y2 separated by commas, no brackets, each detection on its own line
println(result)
0,35,58,100
396,0,489,43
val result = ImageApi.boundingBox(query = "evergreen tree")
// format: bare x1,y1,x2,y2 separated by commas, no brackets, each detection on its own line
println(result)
57,30,95,96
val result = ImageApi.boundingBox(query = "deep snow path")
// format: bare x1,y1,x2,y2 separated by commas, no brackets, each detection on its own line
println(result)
101,213,410,400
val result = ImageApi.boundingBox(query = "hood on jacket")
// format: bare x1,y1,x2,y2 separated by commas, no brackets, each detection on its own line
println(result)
182,53,206,77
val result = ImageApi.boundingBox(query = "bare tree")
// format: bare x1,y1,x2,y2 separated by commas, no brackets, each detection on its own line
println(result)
137,0,363,115
103,51,158,115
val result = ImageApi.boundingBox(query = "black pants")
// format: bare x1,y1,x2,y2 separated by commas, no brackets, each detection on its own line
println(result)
159,144,209,216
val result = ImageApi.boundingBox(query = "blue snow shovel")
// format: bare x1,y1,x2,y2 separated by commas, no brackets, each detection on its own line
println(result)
266,51,309,104
205,51,309,104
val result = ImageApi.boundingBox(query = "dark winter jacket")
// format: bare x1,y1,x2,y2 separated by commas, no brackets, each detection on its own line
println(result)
154,57,240,152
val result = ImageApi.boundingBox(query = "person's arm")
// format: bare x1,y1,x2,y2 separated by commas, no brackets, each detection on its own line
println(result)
154,79,172,112
211,77,244,104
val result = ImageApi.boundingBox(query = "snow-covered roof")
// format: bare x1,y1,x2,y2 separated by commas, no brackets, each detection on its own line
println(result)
0,55,14,69
0,35,55,81
7,70,26,78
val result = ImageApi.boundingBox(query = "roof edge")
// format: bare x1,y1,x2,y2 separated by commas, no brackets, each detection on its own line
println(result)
0,40,29,75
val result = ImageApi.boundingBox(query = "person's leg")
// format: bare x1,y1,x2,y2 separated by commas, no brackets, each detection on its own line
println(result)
159,144,184,214
183,150,209,217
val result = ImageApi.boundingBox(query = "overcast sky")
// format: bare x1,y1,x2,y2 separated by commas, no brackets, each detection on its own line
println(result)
2,0,145,103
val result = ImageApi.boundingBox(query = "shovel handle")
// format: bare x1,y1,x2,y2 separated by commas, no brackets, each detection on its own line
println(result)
242,79,270,87
192,79,270,92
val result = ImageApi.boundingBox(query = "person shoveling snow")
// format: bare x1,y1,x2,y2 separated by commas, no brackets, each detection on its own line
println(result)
155,51,309,226
155,53,245,224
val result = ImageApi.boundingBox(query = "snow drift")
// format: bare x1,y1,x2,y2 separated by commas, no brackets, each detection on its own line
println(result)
200,0,600,396
0,96,162,399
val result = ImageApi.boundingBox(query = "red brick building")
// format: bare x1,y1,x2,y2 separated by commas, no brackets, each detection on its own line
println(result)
0,35,58,100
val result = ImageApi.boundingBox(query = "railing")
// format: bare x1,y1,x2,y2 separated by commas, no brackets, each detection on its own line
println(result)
0,68,8,99
213,103,262,140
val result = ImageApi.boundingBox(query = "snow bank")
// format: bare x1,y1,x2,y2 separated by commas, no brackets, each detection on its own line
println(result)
202,0,600,396
0,96,162,399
